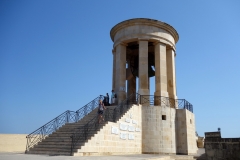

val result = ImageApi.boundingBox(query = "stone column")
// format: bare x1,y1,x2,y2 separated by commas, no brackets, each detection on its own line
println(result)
167,48,177,108
154,42,169,105
138,40,149,96
115,43,127,104
127,61,136,98
112,49,116,91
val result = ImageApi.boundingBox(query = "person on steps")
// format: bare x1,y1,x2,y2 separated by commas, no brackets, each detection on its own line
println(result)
111,90,115,105
98,100,106,123
105,93,109,106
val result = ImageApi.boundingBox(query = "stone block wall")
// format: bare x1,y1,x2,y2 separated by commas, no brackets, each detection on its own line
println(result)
205,132,240,160
75,104,142,156
142,105,176,154
0,134,27,152
176,109,197,155
197,137,204,148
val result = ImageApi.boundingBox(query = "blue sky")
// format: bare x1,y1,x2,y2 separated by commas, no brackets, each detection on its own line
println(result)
0,1,240,138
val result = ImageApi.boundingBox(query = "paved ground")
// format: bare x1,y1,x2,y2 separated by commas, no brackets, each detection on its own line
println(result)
0,153,169,160
0,149,205,160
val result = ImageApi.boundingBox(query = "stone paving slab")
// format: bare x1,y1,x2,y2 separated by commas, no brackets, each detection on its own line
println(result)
0,152,169,160
0,149,205,160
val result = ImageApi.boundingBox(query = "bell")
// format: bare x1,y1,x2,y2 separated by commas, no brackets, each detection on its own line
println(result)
148,65,155,77
129,55,155,78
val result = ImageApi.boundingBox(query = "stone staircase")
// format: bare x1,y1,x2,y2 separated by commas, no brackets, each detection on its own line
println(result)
27,106,116,156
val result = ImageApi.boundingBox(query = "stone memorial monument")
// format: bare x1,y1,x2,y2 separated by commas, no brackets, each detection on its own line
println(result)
25,18,197,156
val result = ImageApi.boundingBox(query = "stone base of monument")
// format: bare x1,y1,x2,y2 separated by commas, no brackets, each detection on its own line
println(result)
26,101,197,156
70,104,197,157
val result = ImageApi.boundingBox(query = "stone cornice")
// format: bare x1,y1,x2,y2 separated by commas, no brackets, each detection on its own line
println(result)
113,36,176,51
110,18,179,43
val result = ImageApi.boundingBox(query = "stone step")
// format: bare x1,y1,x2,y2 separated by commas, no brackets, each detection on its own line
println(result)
68,117,97,122
48,134,95,138
30,146,77,152
53,126,103,133
49,131,97,138
38,141,73,145
42,137,93,144
34,143,84,149
57,125,103,132
27,150,72,156
63,122,94,126
42,138,72,142
58,123,103,130
44,136,72,139
57,125,103,131
34,145,72,149
44,133,95,140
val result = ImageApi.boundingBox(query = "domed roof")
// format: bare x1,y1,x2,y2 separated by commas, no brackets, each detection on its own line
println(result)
110,18,179,43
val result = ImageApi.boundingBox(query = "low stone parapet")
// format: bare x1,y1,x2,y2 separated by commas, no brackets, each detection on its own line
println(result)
0,134,27,153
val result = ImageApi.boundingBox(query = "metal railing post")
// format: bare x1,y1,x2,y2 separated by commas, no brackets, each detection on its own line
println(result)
185,101,187,110
67,111,69,123
25,136,29,152
41,126,45,139
54,118,57,131
70,135,74,156
140,95,142,104
75,111,78,122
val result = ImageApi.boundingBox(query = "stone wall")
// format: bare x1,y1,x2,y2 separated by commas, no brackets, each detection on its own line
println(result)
142,105,176,154
197,137,205,148
0,134,27,153
74,104,142,156
205,132,240,160
176,109,197,155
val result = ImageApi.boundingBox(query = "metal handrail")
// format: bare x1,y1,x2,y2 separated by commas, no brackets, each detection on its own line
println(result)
140,95,193,113
25,95,104,152
177,98,193,112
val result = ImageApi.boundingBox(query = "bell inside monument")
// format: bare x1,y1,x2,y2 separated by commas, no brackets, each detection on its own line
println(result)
127,42,155,78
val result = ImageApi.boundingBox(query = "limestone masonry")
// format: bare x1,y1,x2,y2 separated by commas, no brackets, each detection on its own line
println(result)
204,131,240,159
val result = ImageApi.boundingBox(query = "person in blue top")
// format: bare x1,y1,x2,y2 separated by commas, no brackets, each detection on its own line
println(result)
111,90,116,105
